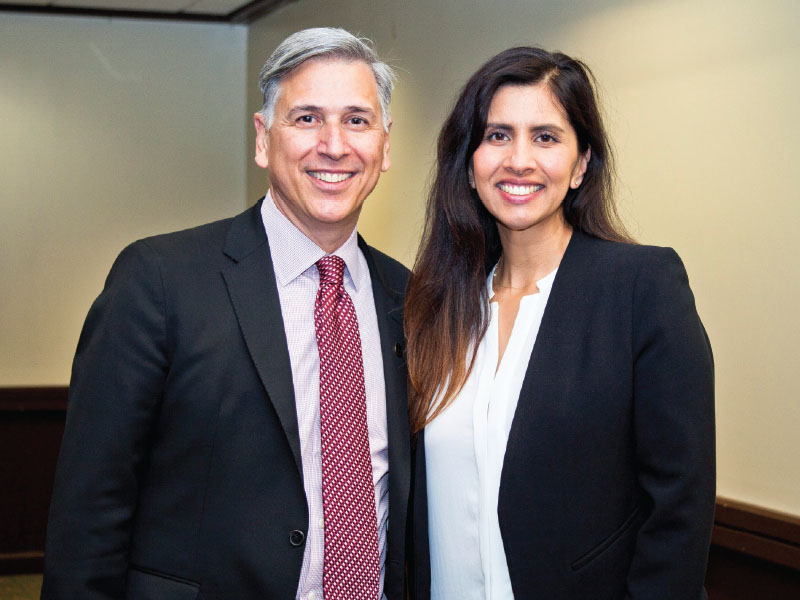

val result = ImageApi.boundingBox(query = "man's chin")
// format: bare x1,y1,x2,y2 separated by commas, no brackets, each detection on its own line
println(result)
308,203,362,227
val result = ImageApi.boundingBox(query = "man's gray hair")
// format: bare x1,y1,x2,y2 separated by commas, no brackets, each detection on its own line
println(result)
258,27,395,131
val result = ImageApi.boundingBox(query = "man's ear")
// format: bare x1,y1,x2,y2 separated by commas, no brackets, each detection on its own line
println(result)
253,113,269,169
380,119,392,173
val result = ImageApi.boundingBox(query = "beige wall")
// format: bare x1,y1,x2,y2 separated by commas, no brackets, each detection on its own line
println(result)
247,0,800,514
0,14,248,385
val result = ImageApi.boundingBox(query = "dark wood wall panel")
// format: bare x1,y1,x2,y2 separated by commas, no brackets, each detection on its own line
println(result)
707,546,800,599
707,497,800,598
0,387,67,575
2,386,800,598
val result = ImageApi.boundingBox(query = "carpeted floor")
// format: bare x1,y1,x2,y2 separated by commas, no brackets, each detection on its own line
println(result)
0,574,42,600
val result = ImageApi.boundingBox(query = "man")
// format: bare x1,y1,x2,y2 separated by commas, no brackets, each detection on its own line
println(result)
42,28,410,600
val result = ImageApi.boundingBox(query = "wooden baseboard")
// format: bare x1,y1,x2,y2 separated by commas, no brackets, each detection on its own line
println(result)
0,552,44,576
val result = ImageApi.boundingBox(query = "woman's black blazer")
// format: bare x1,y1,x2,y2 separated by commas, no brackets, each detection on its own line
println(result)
409,230,715,600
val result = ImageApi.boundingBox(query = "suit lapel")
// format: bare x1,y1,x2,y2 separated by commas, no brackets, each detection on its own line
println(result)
219,214,408,557
221,200,302,476
358,236,410,467
358,236,410,577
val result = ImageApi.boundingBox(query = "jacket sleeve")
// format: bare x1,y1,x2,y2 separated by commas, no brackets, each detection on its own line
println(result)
41,240,169,600
626,247,715,599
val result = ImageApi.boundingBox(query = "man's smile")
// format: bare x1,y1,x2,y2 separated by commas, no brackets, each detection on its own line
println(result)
308,170,355,183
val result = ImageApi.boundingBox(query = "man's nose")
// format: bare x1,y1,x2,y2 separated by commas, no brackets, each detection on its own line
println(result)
318,123,347,159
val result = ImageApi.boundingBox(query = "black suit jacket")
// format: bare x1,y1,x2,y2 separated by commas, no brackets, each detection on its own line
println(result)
410,231,715,600
42,200,411,600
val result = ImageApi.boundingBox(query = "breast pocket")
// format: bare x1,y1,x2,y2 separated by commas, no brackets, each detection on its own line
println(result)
570,506,641,572
126,566,200,600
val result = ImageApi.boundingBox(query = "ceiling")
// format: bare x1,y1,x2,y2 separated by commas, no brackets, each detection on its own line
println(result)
0,0,294,23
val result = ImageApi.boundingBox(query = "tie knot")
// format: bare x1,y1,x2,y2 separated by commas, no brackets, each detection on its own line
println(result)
316,255,346,286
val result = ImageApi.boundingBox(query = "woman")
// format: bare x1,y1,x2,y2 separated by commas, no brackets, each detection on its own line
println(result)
405,47,715,599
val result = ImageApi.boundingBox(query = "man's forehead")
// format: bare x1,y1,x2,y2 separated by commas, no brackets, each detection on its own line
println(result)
290,55,372,75
277,57,380,106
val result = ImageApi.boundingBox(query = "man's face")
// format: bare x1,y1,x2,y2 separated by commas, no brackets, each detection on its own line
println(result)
254,57,391,251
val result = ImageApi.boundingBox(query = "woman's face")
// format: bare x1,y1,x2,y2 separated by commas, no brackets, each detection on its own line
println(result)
470,82,589,237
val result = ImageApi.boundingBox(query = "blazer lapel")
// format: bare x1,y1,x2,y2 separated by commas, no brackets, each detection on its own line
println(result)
503,230,595,464
221,200,302,476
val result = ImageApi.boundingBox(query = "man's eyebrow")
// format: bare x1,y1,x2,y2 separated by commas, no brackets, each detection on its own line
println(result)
286,104,376,116
344,105,376,114
286,104,321,116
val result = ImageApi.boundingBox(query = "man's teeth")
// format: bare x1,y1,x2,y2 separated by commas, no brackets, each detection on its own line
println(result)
309,171,353,183
498,183,543,195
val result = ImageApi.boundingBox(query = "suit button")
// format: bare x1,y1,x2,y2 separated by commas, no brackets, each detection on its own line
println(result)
289,530,305,546
393,342,403,358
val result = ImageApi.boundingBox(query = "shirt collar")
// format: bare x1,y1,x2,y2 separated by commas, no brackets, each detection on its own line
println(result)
261,191,363,291
535,267,558,293
486,262,559,294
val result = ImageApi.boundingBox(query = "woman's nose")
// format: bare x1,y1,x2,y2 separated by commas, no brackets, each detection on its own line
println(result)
505,140,536,174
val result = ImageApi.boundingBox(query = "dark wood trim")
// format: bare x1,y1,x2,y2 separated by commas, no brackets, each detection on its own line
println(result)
715,497,800,546
0,386,68,412
229,0,297,24
0,3,227,22
0,0,296,24
712,497,800,571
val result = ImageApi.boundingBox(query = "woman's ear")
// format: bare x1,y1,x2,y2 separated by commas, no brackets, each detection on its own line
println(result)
571,145,591,189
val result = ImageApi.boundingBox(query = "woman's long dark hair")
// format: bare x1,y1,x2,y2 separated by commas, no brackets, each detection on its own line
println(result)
405,47,633,434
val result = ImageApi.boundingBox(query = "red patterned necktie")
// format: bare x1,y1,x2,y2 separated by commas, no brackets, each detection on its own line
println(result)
314,255,380,600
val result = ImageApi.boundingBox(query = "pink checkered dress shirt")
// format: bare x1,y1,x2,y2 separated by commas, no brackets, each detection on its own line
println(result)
261,193,389,600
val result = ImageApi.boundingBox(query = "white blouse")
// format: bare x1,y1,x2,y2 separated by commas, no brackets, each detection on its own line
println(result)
425,265,557,600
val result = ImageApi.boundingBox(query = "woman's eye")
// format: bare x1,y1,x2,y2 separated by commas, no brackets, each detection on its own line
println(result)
537,132,557,143
487,131,508,142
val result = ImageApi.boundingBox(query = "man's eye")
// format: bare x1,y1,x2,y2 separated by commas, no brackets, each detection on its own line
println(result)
349,117,367,126
297,115,316,124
